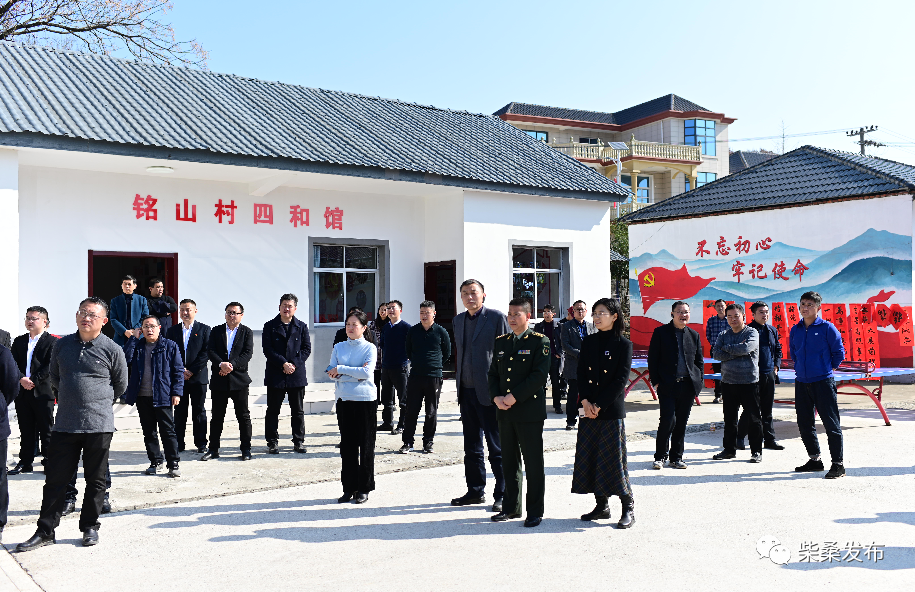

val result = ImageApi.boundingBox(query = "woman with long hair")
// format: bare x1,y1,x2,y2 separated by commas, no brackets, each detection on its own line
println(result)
571,297,635,528
368,302,388,402
327,309,377,504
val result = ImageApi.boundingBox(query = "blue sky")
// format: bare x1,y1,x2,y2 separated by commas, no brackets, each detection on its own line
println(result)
169,0,915,164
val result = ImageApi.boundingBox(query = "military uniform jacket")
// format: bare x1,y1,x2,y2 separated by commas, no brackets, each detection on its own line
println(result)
487,328,551,422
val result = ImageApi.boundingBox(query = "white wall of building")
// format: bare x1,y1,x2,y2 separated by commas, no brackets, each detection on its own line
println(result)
0,149,18,334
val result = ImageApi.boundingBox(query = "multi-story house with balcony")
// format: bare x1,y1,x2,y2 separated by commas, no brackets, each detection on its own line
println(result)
494,94,735,217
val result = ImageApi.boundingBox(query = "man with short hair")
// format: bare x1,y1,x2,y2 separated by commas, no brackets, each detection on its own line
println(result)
648,301,704,469
146,278,178,332
790,291,846,479
450,279,510,512
263,293,312,454
560,300,596,430
0,340,21,543
737,302,784,451
204,302,254,461
9,307,59,475
17,297,128,551
379,300,410,434
711,304,762,463
534,304,564,415
399,301,451,454
706,299,728,403
0,328,10,350
488,298,550,528
165,299,211,453
109,275,149,347
123,315,184,477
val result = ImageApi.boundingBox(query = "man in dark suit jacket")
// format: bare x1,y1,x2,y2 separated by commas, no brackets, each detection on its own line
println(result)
165,299,211,453
203,302,254,461
1,344,22,539
9,307,59,475
488,299,551,528
146,277,178,332
0,328,10,349
109,275,150,347
647,300,704,469
534,304,565,415
450,279,510,511
560,300,597,429
262,293,312,454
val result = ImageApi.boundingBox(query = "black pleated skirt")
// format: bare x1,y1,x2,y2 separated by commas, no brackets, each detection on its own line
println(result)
571,418,632,498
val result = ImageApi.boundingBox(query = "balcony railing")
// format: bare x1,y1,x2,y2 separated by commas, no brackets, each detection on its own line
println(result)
609,201,651,220
552,140,701,163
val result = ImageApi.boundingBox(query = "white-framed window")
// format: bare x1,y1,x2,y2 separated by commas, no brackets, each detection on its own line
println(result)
579,137,599,145
512,247,563,317
313,245,378,324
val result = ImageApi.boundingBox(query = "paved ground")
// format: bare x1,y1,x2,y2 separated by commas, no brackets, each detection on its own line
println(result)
1,380,913,590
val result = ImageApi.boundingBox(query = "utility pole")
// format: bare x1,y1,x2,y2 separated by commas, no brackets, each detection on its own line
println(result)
847,125,885,155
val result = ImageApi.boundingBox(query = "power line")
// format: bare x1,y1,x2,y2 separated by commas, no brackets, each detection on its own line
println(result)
846,126,884,155
727,128,849,143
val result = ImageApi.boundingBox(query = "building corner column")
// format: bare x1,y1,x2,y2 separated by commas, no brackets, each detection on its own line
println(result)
0,149,18,334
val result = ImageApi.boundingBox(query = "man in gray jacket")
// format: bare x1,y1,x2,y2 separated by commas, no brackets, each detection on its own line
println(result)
450,279,510,512
560,300,596,430
17,297,128,552
711,303,763,463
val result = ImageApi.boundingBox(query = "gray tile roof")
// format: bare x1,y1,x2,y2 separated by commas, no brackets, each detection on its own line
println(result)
729,150,777,174
609,249,628,262
0,43,630,200
624,146,915,223
493,94,713,126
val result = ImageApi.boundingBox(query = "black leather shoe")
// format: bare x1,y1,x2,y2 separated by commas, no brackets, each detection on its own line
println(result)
101,496,111,514
491,511,521,522
352,492,369,504
17,531,55,552
565,424,574,431
200,451,219,461
61,500,77,516
376,423,394,432
553,407,563,415
7,462,33,475
196,445,207,454
390,427,403,435
712,451,737,460
338,492,354,503
492,499,503,513
764,441,785,451
267,443,279,454
581,507,611,521
524,517,542,528
293,443,307,454
82,528,99,546
795,459,825,472
241,452,252,461
451,493,486,506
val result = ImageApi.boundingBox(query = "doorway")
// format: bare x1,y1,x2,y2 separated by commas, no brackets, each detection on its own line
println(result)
88,251,178,338
424,260,456,378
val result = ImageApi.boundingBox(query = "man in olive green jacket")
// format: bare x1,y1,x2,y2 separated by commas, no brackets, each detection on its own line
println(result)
488,298,551,528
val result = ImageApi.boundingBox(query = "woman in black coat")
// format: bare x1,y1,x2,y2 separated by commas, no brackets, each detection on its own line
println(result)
571,297,635,528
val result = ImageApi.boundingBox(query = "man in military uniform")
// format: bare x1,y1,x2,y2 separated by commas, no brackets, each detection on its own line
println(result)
488,298,551,528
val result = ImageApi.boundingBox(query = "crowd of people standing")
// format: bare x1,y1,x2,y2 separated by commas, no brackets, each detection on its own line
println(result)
0,273,848,551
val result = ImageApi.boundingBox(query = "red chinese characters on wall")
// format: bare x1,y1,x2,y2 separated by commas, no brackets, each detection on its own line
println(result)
696,240,710,258
290,206,310,228
324,207,344,230
253,203,274,225
133,194,157,220
131,194,341,230
176,199,196,222
693,236,810,283
214,199,237,224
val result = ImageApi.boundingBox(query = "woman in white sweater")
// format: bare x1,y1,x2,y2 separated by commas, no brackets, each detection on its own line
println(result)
327,309,378,504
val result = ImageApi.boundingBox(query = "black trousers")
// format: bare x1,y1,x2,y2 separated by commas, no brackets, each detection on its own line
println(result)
738,370,776,444
380,366,408,427
499,419,545,519
66,461,111,503
459,387,504,500
566,379,580,426
0,438,7,528
209,388,252,454
549,358,566,410
336,399,376,494
655,380,697,462
265,386,306,445
722,382,762,454
711,363,722,397
401,375,443,446
374,369,382,404
39,432,112,534
136,397,180,467
15,394,55,465
174,382,208,451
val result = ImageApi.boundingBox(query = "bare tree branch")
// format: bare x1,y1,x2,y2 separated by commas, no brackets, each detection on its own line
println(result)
0,0,207,68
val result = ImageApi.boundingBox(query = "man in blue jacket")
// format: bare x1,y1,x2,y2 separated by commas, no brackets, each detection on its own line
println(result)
109,275,149,347
789,291,846,479
123,315,185,478
263,293,312,454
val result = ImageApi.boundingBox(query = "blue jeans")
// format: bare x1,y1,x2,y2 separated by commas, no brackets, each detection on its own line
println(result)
459,388,504,500
795,378,843,464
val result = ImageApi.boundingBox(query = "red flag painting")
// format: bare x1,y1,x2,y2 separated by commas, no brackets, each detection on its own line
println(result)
638,265,715,312
866,290,896,304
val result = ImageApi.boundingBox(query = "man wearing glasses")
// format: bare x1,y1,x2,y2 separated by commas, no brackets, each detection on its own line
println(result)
203,302,254,461
17,297,128,551
9,307,58,476
560,300,596,430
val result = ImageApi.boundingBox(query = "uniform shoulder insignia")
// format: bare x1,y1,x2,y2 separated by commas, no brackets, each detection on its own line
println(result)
531,331,545,338
498,332,512,338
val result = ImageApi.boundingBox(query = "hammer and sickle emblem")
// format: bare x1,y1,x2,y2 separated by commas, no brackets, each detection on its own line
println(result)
643,272,655,288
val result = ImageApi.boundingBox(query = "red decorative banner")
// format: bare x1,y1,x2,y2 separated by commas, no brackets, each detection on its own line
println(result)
785,302,800,328
849,323,866,362
890,304,908,331
875,304,892,328
821,304,834,324
900,306,914,348
863,323,881,368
